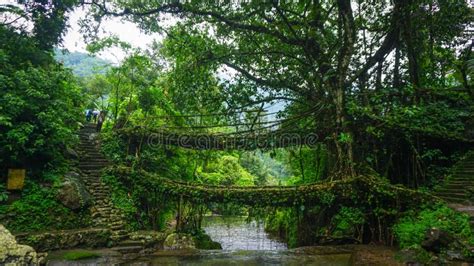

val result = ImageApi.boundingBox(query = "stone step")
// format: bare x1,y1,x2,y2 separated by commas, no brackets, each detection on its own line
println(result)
81,158,109,162
447,177,474,181
445,181,474,185
84,182,103,187
111,224,125,230
78,139,97,143
111,245,143,254
117,240,144,247
79,164,109,169
444,184,473,189
83,161,109,165
82,170,103,175
436,188,467,194
80,150,101,154
453,171,474,175
79,133,96,137
90,190,110,195
90,189,110,193
80,151,106,156
80,129,96,133
81,158,106,162
79,160,109,165
80,165,106,171
79,146,96,149
438,197,467,204
455,171,474,175
91,212,111,219
110,220,124,225
94,201,112,207
435,192,468,198
449,178,474,182
454,174,474,177
78,142,96,146
93,198,109,203
81,152,104,156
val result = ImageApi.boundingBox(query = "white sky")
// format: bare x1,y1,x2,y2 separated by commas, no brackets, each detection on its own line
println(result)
0,1,162,63
63,7,162,64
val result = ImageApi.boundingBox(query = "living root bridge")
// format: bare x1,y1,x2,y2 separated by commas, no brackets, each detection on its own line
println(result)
117,127,319,150
110,167,435,208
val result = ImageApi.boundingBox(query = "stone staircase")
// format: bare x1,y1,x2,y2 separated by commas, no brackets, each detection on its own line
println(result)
435,152,474,227
78,124,144,253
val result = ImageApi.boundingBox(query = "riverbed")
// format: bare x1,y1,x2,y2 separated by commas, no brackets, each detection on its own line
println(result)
46,216,398,265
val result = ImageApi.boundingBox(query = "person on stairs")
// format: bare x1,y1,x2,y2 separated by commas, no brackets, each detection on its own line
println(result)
96,110,107,132
85,109,92,122
92,109,100,123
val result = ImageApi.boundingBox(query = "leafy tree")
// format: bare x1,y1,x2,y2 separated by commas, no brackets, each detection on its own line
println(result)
1,1,79,50
0,25,82,174
84,0,472,183
55,49,111,77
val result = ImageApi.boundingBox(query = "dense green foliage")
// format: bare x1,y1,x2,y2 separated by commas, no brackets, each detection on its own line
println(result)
0,5,87,234
0,25,82,173
84,0,473,184
0,179,90,233
79,0,473,248
0,1,473,256
393,204,473,249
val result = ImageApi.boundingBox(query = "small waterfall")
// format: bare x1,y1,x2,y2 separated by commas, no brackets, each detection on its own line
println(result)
202,216,287,250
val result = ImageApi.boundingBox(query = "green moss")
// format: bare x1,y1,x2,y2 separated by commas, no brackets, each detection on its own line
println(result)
62,251,100,261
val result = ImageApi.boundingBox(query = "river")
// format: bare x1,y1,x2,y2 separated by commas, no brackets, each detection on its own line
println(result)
46,216,353,265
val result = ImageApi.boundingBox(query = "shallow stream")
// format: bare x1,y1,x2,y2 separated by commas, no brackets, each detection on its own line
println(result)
46,216,352,265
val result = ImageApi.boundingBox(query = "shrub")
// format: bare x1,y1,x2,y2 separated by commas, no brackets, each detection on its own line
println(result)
393,204,473,249
0,180,90,233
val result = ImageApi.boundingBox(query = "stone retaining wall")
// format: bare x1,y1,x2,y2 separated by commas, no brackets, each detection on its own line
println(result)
15,228,111,252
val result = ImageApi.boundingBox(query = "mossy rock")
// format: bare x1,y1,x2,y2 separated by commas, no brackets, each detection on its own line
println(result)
194,232,222,250
163,233,196,250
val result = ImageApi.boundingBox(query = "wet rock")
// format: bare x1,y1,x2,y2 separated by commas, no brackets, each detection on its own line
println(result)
163,233,196,250
57,171,92,210
0,224,41,265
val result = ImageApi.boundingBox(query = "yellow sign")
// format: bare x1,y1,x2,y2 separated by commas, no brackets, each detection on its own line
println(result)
7,169,25,190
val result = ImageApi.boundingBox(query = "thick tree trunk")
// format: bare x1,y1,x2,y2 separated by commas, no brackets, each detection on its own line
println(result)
332,0,356,178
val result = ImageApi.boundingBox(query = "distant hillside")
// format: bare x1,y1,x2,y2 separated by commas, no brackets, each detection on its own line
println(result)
55,49,112,77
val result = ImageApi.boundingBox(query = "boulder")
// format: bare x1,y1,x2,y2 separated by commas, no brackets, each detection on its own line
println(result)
129,230,167,248
163,233,196,250
421,228,457,253
194,232,222,250
57,171,92,210
0,224,43,265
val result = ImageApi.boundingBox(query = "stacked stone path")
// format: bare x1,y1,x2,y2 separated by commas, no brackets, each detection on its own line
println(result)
78,124,144,254
435,152,474,228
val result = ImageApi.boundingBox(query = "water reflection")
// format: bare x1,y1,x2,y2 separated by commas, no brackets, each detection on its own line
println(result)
202,216,287,250
145,250,351,266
